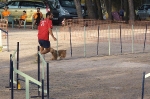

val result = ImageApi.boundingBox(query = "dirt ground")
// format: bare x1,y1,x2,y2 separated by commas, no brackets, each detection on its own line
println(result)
1,26,150,99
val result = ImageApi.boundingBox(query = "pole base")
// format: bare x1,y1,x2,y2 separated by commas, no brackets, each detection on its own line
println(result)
31,95,47,98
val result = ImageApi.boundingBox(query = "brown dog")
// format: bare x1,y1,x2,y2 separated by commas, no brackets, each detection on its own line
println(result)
50,48,66,60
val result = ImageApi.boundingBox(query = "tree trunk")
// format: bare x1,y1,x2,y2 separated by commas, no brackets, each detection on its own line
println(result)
105,0,112,20
86,0,96,19
93,0,98,19
95,0,103,20
74,0,83,19
128,0,135,22
124,0,129,22
142,0,145,4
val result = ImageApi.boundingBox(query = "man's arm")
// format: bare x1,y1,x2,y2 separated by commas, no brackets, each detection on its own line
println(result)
40,12,43,18
49,28,57,41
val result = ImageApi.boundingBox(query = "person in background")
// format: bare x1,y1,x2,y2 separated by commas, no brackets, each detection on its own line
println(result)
38,11,57,54
119,8,124,21
61,18,66,26
2,6,10,19
18,10,27,28
32,8,43,29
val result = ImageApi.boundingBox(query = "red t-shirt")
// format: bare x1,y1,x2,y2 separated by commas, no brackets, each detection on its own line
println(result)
38,19,53,41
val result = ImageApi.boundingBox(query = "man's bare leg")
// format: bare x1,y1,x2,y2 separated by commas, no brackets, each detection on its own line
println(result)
18,20,21,28
40,46,44,53
32,20,36,29
41,48,50,54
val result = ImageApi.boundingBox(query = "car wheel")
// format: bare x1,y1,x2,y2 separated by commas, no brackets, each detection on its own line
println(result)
137,15,141,20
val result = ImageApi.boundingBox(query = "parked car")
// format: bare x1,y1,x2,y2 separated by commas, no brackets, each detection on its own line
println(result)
0,2,6,8
0,0,59,23
136,4,150,20
47,0,59,24
48,0,85,24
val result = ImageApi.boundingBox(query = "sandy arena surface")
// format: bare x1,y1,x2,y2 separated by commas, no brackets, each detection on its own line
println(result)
1,26,150,99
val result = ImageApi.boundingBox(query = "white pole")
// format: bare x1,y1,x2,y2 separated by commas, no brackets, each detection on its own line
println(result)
132,25,134,53
25,78,30,99
84,26,86,57
108,26,110,55
0,30,3,52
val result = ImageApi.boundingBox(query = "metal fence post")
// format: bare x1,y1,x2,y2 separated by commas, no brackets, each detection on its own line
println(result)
97,26,100,56
108,26,110,55
84,26,86,57
132,25,134,53
120,25,122,53
143,24,147,52
69,27,72,57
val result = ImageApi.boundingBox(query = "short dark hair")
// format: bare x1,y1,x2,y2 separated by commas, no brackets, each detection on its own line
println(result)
46,11,53,17
4,6,8,9
23,10,26,13
37,8,40,10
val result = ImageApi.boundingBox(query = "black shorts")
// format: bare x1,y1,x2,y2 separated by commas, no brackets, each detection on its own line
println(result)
38,40,50,48
35,18,41,26
19,19,25,21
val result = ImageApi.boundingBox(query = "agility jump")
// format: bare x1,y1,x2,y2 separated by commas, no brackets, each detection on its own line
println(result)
141,72,150,99
7,42,50,99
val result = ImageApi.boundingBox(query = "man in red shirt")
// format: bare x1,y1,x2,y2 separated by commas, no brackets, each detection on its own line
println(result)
38,11,57,54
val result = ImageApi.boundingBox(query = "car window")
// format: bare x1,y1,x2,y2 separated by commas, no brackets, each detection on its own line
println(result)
47,1,55,10
59,0,75,8
0,2,6,8
7,1,19,6
35,2,46,8
144,5,150,10
140,5,144,10
20,1,46,8
20,1,35,8
140,5,150,10
6,1,19,8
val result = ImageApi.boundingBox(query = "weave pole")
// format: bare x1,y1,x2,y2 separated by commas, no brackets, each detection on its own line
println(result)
9,54,12,87
120,25,122,53
97,26,100,55
84,26,86,57
42,79,44,99
132,25,134,53
143,24,147,52
69,27,72,57
37,46,40,96
16,42,19,89
5,54,12,88
108,26,110,55
141,72,145,99
47,63,50,99
11,60,14,99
